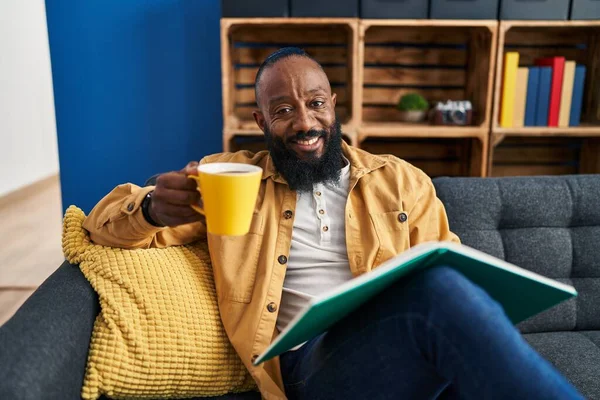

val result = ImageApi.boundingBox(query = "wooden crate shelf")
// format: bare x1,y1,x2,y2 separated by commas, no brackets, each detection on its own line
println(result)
221,18,359,151
491,137,600,177
221,18,600,179
490,20,600,176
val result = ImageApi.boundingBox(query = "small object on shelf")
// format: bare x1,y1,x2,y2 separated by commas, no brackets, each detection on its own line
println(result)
431,100,473,126
397,93,429,123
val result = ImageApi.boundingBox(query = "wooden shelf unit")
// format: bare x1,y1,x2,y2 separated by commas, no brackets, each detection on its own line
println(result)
355,19,497,177
221,18,600,179
221,18,498,178
490,20,600,176
220,18,359,151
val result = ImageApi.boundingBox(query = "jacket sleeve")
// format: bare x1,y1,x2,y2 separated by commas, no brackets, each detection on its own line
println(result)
407,175,461,246
82,183,206,249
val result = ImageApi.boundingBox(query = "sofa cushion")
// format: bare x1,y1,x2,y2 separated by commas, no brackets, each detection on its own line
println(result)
62,206,257,400
433,175,600,334
523,331,600,399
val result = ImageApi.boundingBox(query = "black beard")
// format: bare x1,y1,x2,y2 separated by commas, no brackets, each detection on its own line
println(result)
264,120,344,192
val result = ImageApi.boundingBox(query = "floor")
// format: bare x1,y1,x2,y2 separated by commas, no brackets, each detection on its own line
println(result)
0,175,64,326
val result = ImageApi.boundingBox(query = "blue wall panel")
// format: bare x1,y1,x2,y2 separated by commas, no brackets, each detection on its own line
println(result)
46,0,223,213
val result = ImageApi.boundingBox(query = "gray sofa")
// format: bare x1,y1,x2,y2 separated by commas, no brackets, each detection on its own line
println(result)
1,175,598,399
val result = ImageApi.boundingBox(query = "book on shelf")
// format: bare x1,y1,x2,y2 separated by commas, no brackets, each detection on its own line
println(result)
500,52,520,128
535,67,553,127
513,67,529,128
558,61,576,128
570,65,587,127
535,57,566,127
524,67,540,127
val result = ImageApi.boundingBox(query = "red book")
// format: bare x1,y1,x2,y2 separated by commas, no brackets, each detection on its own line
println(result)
535,57,565,127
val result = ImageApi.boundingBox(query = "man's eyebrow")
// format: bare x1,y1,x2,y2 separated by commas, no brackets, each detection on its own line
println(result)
308,87,328,94
268,95,290,106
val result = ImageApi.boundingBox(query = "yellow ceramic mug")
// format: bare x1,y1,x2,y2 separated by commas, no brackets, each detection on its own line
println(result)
188,163,262,236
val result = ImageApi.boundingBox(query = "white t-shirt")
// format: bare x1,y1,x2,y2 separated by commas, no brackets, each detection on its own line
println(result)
276,159,353,336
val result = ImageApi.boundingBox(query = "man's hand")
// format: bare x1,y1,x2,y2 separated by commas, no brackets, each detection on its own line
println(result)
148,161,205,227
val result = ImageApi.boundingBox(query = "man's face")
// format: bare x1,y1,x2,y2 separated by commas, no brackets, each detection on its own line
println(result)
253,56,343,191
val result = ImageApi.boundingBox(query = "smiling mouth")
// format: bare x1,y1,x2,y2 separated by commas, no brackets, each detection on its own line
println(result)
289,136,324,152
295,137,319,146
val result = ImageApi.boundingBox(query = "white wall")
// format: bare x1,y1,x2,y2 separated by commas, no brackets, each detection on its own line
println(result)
0,0,59,197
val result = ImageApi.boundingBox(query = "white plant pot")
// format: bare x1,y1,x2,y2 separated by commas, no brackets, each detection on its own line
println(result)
398,110,427,123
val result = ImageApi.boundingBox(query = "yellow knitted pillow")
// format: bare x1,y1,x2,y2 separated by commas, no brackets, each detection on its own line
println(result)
62,206,257,400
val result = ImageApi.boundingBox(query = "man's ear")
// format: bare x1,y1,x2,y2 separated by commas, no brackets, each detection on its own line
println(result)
331,92,337,107
253,110,266,133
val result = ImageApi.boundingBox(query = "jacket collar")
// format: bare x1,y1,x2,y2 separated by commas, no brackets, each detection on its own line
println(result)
258,140,388,184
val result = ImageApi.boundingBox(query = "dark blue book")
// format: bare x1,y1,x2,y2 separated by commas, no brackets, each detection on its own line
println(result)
524,67,540,127
535,67,552,126
569,65,586,127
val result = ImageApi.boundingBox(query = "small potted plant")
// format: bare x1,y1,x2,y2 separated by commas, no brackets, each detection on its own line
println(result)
397,93,429,123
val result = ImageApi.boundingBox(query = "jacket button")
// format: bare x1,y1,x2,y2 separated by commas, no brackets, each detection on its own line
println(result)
278,255,287,265
267,302,278,313
127,202,135,212
398,212,408,223
283,210,293,219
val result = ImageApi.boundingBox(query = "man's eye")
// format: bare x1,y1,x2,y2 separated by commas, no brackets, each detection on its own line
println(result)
277,107,292,114
312,101,324,107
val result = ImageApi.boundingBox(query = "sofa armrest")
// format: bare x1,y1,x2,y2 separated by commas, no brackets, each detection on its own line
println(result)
0,261,99,400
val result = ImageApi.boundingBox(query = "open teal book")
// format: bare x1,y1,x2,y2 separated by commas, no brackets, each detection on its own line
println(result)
253,241,577,366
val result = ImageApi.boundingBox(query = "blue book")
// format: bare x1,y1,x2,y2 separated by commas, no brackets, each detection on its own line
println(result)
535,67,552,126
524,67,540,127
569,65,586,127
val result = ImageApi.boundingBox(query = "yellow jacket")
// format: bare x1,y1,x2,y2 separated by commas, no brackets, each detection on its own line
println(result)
83,142,460,399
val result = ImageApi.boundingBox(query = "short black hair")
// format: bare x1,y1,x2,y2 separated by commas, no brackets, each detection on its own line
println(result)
254,47,324,105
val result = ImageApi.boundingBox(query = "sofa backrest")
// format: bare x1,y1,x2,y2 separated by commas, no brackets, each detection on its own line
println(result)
433,175,600,334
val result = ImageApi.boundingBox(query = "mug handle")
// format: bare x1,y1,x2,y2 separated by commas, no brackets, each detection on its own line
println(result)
187,175,205,216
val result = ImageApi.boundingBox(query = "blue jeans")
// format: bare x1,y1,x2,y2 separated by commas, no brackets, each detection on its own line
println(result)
279,266,584,400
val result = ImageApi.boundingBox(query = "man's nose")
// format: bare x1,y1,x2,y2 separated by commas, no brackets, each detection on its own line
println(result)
292,105,315,134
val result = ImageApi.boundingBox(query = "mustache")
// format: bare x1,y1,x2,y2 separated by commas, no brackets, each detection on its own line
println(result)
287,129,327,143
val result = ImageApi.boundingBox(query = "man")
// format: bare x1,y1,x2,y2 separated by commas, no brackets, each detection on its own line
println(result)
84,48,583,399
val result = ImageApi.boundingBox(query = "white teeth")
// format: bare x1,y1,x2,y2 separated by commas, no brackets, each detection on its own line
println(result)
297,137,319,146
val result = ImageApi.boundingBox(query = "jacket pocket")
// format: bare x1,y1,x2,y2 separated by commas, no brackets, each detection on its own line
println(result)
211,213,264,303
369,210,410,268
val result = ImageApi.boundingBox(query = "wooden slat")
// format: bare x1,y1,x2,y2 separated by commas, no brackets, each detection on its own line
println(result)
580,139,600,174
360,138,473,177
235,87,348,105
235,105,350,121
585,34,600,123
234,47,348,64
364,27,469,44
465,30,492,127
231,26,348,44
364,47,467,66
360,139,463,159
505,28,590,46
493,145,579,164
505,47,587,65
491,164,577,177
363,67,465,86
362,87,464,105
235,66,348,84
